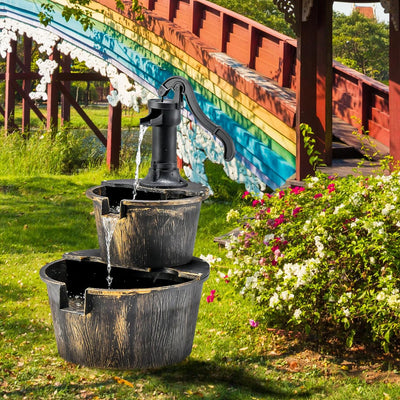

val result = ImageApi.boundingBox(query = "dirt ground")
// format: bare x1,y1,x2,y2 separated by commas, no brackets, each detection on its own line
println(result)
263,329,400,384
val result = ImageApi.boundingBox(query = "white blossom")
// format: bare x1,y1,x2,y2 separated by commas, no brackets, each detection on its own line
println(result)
343,308,350,317
269,292,280,308
199,254,221,264
382,203,395,216
293,308,302,320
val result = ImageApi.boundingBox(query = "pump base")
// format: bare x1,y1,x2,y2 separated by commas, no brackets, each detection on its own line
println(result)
140,166,188,188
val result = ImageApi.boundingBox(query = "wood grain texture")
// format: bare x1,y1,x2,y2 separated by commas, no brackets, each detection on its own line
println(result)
87,185,204,269
41,257,209,369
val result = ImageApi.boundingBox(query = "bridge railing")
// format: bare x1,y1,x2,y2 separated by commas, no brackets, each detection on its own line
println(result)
134,0,389,146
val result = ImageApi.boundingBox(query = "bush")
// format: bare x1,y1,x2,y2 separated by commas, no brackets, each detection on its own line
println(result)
226,167,400,352
0,129,103,175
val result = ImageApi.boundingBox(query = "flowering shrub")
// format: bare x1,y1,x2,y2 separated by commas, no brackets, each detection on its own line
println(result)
226,170,400,352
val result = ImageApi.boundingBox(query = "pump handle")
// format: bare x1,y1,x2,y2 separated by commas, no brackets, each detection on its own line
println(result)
158,77,235,161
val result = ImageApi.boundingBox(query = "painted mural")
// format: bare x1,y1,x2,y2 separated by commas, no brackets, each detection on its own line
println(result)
0,0,297,191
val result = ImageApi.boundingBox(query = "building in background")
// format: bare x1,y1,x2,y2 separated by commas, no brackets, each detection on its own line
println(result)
354,5,376,19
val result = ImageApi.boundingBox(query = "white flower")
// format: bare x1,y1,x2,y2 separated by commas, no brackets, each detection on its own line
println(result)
382,203,395,216
293,308,302,319
199,254,221,264
343,308,351,317
373,221,384,228
280,290,294,301
333,204,345,215
275,269,283,278
387,294,400,309
376,291,386,301
264,233,275,244
245,276,258,289
269,292,280,308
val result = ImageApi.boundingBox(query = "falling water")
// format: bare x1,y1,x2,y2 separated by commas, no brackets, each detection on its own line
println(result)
102,215,119,288
133,125,149,200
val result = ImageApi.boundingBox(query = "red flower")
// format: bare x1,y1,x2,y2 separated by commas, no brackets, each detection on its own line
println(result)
292,207,302,216
314,193,323,199
273,214,285,228
271,245,280,252
327,183,336,193
206,290,216,303
242,191,250,199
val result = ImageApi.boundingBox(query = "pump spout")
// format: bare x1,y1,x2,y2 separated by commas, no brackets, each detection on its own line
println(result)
158,77,235,162
140,76,236,189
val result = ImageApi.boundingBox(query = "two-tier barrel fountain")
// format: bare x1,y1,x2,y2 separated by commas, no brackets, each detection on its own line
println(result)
40,76,235,369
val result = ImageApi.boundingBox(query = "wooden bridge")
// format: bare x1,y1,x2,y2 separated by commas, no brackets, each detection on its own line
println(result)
0,0,396,190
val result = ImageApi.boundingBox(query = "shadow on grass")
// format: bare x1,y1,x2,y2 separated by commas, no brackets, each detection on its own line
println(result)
126,358,325,399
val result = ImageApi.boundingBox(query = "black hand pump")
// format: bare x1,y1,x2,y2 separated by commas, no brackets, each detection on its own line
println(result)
140,76,235,188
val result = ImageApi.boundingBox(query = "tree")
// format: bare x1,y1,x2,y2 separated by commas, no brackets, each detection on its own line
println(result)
332,10,389,83
39,0,143,31
210,0,294,37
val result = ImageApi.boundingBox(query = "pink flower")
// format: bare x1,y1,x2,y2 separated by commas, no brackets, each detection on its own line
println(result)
274,249,282,259
273,214,285,228
292,207,302,216
290,186,305,195
206,290,216,303
249,319,259,328
327,183,336,193
259,257,267,266
252,199,260,207
314,193,323,199
224,275,230,283
278,191,285,199
242,191,250,199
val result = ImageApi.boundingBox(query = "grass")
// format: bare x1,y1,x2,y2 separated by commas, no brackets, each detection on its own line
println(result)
1,116,400,399
7,105,147,131
2,172,400,399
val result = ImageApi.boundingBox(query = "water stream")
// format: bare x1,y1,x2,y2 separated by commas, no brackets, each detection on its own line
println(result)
102,215,119,288
133,125,149,200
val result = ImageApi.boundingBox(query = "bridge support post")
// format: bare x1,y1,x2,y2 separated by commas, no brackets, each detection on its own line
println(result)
47,47,60,133
5,39,17,134
389,22,400,163
61,54,71,126
295,0,333,180
22,34,33,133
106,86,122,170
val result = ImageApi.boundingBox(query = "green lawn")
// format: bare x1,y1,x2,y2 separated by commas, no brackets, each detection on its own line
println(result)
1,170,400,399
5,104,147,131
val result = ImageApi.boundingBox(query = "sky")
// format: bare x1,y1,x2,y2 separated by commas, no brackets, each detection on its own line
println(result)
333,2,389,23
